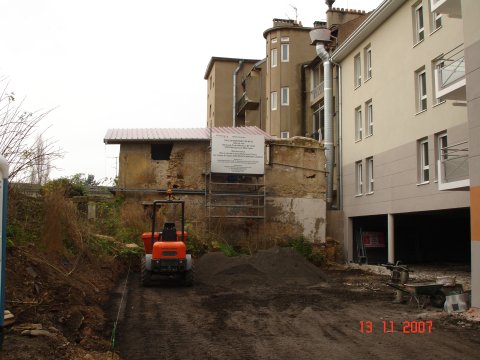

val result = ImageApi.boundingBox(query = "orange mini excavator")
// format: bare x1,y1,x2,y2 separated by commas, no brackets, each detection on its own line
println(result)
140,195,193,286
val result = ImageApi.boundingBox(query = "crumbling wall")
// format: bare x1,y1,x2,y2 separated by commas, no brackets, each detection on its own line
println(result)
266,197,325,242
117,141,209,238
118,141,208,190
265,137,327,243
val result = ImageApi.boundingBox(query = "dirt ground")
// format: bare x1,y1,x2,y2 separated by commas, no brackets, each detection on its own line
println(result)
1,245,126,359
112,248,480,360
2,246,480,359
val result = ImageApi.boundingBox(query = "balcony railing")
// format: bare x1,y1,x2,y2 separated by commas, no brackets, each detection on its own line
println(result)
437,141,470,191
435,47,466,101
440,57,465,88
310,81,324,104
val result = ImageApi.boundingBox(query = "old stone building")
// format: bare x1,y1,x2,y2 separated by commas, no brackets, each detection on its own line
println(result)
104,127,327,245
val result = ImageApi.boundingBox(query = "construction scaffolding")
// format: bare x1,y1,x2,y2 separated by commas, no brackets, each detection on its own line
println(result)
205,133,266,246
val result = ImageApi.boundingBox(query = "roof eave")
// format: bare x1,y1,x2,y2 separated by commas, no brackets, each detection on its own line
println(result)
204,57,261,79
331,0,407,62
104,138,209,144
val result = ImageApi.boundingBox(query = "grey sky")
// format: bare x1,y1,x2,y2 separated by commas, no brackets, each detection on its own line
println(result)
1,0,382,183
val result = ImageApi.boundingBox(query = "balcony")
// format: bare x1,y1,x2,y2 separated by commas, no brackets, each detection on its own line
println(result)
236,92,259,116
310,81,324,104
434,48,466,101
437,141,470,191
430,0,462,18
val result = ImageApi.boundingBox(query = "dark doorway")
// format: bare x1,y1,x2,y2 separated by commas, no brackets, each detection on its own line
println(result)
394,208,470,264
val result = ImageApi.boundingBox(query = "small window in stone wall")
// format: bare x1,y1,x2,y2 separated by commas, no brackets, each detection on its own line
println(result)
151,143,173,160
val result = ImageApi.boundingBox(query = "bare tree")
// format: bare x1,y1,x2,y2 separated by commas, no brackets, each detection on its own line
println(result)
29,134,52,185
0,80,63,183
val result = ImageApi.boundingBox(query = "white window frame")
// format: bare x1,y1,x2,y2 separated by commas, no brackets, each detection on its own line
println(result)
271,91,277,110
431,11,442,32
433,59,445,105
365,46,372,80
437,133,447,161
312,103,324,141
414,3,425,44
355,106,363,141
419,138,430,183
435,132,447,180
355,161,363,196
280,131,289,139
366,100,373,136
367,157,374,193
417,69,427,112
281,87,289,106
271,48,277,68
354,54,361,88
271,37,277,44
281,43,289,62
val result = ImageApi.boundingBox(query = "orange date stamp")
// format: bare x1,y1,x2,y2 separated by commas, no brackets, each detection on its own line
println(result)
359,320,433,334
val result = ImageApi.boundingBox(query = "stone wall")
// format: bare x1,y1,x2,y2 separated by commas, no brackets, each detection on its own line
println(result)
265,137,326,243
118,141,207,190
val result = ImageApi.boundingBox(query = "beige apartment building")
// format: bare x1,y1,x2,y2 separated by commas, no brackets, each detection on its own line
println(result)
331,0,472,269
262,19,317,138
204,57,260,128
205,10,368,210
205,19,318,137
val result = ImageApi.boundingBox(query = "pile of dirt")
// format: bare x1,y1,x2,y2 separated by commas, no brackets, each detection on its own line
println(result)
195,247,327,288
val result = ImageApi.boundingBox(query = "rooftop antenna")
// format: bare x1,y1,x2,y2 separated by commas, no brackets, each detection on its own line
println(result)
289,4,298,22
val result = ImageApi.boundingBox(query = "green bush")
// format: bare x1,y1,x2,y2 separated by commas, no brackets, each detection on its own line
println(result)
288,236,324,266
288,236,313,257
42,177,86,197
219,242,240,257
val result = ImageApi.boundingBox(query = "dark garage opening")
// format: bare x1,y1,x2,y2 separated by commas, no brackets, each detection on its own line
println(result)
395,208,470,265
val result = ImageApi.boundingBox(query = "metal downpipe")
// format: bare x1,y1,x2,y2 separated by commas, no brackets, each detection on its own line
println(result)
233,60,244,127
316,44,334,206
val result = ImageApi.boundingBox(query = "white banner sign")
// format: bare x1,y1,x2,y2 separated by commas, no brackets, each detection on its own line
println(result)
211,134,265,174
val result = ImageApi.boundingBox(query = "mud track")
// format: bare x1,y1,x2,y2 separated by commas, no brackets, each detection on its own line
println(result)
111,249,480,360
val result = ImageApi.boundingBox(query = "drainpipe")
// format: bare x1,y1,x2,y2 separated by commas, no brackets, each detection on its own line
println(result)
301,64,307,136
332,60,343,210
233,60,244,127
315,43,334,207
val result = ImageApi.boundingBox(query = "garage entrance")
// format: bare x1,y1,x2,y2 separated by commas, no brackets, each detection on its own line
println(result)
394,208,470,264
351,208,470,266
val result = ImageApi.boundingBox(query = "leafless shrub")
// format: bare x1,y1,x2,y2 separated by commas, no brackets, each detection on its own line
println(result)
0,80,63,183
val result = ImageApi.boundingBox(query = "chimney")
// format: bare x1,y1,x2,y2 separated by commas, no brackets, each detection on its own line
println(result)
326,0,335,10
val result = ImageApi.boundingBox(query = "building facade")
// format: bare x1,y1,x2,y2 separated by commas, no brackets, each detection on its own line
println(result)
204,57,260,128
262,19,316,138
331,0,471,266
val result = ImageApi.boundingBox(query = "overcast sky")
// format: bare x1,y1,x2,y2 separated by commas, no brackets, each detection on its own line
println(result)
1,0,382,183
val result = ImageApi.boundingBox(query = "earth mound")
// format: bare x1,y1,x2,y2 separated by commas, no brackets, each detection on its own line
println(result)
195,247,327,288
